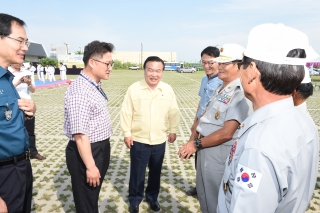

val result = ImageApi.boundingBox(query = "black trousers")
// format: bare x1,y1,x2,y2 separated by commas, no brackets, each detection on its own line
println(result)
129,141,166,206
0,159,33,213
66,139,110,213
24,116,38,156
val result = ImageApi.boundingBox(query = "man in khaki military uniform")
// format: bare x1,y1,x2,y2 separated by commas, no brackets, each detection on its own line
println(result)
178,43,252,213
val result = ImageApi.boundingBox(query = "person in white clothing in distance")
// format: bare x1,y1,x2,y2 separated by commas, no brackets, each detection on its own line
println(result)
10,63,46,161
59,62,67,80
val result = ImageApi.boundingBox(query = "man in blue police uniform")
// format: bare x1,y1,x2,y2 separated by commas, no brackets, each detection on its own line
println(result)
217,23,319,213
0,13,36,213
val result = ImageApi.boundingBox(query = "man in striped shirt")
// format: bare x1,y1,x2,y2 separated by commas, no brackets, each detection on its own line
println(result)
64,40,114,213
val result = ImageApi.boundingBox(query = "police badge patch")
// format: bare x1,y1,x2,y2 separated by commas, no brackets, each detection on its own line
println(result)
228,140,237,165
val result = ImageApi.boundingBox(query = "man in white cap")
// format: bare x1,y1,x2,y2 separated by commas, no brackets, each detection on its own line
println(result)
178,43,252,213
217,23,319,213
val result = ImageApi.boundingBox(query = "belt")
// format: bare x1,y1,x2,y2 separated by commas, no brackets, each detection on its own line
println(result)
198,133,204,139
0,151,30,167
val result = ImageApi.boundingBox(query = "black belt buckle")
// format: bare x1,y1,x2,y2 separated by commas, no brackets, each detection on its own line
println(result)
25,150,30,160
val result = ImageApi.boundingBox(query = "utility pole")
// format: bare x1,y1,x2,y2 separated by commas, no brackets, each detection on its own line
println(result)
64,43,69,55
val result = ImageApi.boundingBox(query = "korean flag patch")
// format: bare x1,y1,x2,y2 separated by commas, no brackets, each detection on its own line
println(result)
235,164,262,193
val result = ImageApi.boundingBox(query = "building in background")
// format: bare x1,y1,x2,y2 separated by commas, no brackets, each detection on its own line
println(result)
112,51,177,64
54,50,177,68
25,41,47,62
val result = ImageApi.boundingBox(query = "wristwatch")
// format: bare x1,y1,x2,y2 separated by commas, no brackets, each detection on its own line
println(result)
194,138,202,149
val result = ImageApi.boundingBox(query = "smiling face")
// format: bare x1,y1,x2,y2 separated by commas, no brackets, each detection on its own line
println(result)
144,61,163,89
218,62,239,85
0,21,28,69
201,53,219,77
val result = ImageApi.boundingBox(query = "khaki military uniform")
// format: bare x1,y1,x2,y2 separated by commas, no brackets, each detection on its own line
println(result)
196,78,252,213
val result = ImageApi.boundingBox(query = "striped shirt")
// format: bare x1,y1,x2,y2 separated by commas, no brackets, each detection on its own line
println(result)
64,72,112,143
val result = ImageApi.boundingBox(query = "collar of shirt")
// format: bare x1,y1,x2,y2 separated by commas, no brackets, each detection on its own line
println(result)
207,73,219,80
217,78,242,94
238,97,295,137
0,66,13,78
140,79,163,92
80,71,102,88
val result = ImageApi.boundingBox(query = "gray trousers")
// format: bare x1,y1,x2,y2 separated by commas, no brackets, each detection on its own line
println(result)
196,144,231,213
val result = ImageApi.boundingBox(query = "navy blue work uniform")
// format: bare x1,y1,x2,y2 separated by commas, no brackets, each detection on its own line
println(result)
0,66,33,213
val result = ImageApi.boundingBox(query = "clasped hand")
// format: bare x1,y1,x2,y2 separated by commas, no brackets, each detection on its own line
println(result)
178,141,197,160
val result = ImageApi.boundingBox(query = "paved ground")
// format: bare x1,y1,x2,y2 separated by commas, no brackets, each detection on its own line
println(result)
30,70,320,213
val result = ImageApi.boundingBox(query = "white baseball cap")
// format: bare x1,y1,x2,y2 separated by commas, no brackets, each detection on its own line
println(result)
214,43,245,63
301,66,311,83
244,23,314,65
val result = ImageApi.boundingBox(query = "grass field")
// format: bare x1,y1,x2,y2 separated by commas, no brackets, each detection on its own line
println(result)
31,70,320,212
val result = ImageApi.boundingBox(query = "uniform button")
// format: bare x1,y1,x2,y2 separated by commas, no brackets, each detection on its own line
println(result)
242,123,245,128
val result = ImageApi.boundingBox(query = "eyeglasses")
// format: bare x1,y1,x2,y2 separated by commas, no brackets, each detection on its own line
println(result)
91,58,114,68
201,60,216,66
218,61,234,68
4,36,30,47
218,60,242,68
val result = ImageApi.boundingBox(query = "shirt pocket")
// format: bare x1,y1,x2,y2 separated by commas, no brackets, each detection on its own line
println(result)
155,95,173,124
210,101,228,126
0,95,17,126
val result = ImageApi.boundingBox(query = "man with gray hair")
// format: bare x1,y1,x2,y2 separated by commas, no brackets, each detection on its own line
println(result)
0,13,36,213
217,23,319,213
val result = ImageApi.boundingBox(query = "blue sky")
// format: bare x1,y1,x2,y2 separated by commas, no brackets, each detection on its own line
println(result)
2,0,320,62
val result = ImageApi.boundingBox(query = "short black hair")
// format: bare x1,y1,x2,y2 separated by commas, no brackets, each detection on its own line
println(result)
0,13,25,37
143,56,165,70
83,40,114,67
296,82,313,99
201,46,220,58
242,49,305,95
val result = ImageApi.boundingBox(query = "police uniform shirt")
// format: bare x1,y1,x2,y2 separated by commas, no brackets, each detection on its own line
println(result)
197,78,252,144
0,66,29,159
217,97,319,213
197,74,222,118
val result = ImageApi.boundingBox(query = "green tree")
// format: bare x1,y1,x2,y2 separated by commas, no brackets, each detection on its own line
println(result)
74,51,83,55
40,57,59,67
184,62,190,67
113,59,123,70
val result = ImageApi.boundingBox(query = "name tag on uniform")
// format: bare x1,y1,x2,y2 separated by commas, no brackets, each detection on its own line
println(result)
217,94,231,104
